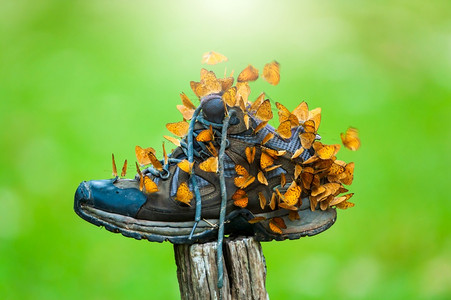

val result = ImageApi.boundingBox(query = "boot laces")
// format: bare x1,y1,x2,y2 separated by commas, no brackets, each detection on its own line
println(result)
143,104,235,293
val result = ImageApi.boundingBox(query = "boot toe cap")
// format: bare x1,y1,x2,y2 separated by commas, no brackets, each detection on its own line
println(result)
74,178,146,218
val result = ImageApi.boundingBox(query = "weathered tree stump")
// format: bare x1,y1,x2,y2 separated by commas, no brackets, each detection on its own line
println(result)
174,237,269,300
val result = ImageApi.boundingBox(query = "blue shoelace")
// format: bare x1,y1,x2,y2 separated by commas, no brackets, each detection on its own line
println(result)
146,104,236,294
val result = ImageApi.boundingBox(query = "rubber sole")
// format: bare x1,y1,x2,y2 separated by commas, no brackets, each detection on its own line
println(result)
75,201,336,244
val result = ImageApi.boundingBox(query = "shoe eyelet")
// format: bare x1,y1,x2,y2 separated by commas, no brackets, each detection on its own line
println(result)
160,169,171,179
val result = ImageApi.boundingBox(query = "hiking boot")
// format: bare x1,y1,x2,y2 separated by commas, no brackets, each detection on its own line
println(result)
75,67,356,245
75,99,346,244
74,63,358,291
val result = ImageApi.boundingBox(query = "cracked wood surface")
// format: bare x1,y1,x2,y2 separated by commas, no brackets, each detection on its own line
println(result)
174,237,269,300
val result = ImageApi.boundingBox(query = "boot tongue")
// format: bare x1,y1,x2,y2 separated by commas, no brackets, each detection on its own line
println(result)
201,94,225,124
201,94,241,127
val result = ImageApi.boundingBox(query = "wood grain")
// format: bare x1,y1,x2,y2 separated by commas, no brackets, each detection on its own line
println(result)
174,237,269,300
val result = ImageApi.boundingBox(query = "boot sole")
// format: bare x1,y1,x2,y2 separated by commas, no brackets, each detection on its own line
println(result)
75,201,336,244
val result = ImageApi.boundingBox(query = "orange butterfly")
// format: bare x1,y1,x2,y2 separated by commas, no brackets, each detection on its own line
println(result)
237,96,246,112
248,216,266,224
302,120,316,134
236,81,251,104
135,162,144,191
143,175,158,194
135,146,154,166
282,182,302,206
278,202,298,211
299,132,316,149
328,162,345,176
330,193,354,206
234,165,255,189
335,200,355,209
175,182,193,206
237,65,259,82
291,101,309,122
262,132,274,145
291,148,304,160
258,192,266,209
255,100,273,121
201,51,228,65
176,93,196,120
322,183,339,196
288,211,300,221
162,143,168,166
180,92,196,110
264,164,282,172
313,142,340,160
121,159,127,177
190,81,208,98
299,120,317,149
190,69,222,98
112,153,118,177
269,192,276,210
232,189,248,208
135,145,163,171
218,76,234,92
277,120,292,139
163,135,181,147
269,220,282,234
280,173,286,188
320,197,332,211
200,69,222,92
176,105,194,120
340,162,355,185
222,86,237,107
263,148,286,158
244,114,250,130
341,127,360,151
328,162,354,186
196,125,214,142
275,102,299,127
272,217,287,229
260,147,285,171
254,121,268,134
257,171,268,185
249,93,265,112
245,146,256,164
177,159,193,173
262,61,280,85
270,217,287,234
206,142,218,157
260,152,274,170
302,155,319,165
199,156,218,173
166,121,189,137
311,185,326,197
294,164,302,180
309,108,322,132
312,174,320,188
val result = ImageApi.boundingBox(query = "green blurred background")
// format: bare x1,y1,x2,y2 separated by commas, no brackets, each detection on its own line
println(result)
1,0,450,299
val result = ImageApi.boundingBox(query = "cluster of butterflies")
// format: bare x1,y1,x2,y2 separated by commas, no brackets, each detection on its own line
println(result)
228,99,358,233
111,51,360,234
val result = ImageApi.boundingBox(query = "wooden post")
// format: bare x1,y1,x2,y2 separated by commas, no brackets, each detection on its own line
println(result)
174,237,269,300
